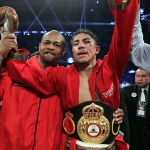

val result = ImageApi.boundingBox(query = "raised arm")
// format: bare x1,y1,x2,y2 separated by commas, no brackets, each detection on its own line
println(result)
0,6,58,95
96,0,139,109
130,10,150,73
107,0,139,79
6,51,58,95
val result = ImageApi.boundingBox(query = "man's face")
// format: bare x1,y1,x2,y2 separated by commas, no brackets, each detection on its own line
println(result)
72,33,100,65
39,31,65,66
135,69,150,88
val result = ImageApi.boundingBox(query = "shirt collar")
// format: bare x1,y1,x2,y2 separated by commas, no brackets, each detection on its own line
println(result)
139,85,149,92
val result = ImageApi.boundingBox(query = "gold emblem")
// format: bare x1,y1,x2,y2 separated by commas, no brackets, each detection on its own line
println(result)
77,103,110,144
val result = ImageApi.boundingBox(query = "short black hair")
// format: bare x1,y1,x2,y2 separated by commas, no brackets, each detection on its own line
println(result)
71,29,98,45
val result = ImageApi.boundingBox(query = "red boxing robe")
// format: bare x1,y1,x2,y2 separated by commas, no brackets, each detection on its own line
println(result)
0,56,64,150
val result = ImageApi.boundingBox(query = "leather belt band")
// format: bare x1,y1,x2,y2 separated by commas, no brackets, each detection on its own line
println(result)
76,141,116,150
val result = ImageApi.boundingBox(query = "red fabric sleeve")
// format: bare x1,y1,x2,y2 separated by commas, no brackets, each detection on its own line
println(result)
108,0,139,80
96,0,139,109
6,57,53,95
115,135,128,150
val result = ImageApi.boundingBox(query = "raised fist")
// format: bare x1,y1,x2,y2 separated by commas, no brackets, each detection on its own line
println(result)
0,6,19,38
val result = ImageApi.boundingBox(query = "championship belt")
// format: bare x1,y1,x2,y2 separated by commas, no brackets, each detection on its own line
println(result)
63,101,120,144
108,0,130,10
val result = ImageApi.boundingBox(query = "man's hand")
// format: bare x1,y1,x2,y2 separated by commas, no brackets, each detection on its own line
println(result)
0,6,19,62
0,34,18,60
113,108,124,124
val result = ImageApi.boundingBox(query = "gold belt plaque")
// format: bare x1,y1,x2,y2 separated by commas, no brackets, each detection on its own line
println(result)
77,103,110,144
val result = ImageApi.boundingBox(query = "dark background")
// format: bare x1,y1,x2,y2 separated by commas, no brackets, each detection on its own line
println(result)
1,0,150,86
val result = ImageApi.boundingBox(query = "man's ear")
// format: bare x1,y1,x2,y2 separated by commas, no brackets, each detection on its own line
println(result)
95,46,100,54
39,43,41,52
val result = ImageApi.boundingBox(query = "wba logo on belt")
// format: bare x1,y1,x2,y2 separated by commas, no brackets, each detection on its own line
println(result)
63,101,120,144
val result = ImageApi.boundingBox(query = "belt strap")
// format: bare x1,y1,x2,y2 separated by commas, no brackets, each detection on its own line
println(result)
65,137,71,150
65,137,116,150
